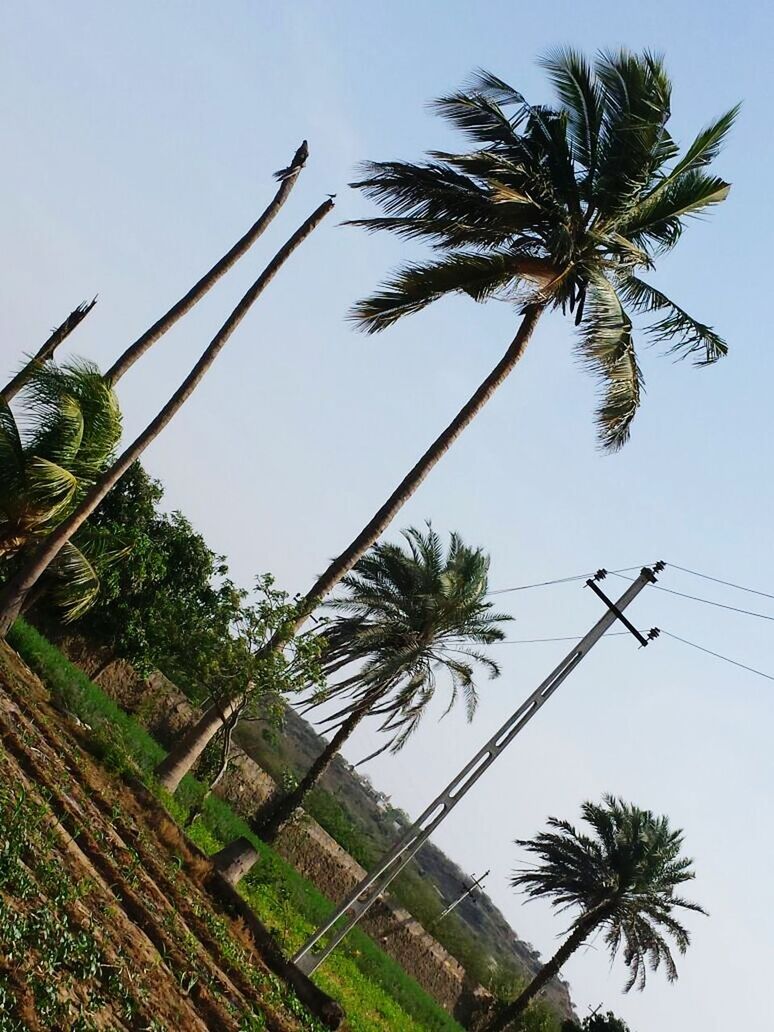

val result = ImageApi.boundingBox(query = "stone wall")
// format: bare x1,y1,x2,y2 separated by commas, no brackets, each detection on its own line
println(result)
50,633,494,1025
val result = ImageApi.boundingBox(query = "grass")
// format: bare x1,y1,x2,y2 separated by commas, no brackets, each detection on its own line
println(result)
8,619,465,1032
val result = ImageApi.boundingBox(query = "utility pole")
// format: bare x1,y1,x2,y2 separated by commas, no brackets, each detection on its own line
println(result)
428,869,489,932
294,564,663,975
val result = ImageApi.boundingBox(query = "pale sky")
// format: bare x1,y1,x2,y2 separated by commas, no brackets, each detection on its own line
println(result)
2,3,772,1029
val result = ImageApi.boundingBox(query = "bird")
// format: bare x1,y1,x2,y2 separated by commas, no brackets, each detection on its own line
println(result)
273,140,309,181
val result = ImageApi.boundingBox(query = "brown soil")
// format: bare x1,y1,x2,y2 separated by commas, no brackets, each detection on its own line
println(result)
0,642,334,1031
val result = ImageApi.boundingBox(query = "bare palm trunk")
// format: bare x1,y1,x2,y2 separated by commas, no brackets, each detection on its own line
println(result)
212,706,367,886
482,907,606,1031
104,142,309,386
185,699,245,828
155,303,544,787
0,199,334,638
1,298,97,403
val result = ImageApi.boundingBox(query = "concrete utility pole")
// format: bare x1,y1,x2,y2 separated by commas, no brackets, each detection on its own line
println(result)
294,564,663,975
428,870,489,932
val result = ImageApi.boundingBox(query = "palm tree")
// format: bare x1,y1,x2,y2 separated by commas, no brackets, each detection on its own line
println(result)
0,198,334,635
0,359,124,618
104,142,309,385
211,525,511,885
154,50,736,787
483,796,705,1031
1,298,97,404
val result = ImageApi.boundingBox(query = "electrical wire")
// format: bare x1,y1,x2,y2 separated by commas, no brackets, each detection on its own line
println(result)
607,572,774,623
668,562,774,603
661,629,774,684
488,565,645,596
489,632,630,644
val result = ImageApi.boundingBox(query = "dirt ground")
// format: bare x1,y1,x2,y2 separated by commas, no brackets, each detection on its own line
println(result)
0,642,333,1032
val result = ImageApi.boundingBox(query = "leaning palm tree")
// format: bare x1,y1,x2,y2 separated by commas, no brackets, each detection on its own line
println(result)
211,525,511,884
1,298,97,404
0,199,334,634
0,359,124,618
483,796,706,1031
153,48,736,790
104,142,309,385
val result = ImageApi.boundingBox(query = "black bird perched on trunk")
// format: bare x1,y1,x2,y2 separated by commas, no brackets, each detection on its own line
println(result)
274,140,309,181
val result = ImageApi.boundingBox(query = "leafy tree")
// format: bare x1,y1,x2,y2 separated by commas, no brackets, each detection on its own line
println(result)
211,525,510,884
156,48,736,785
562,1012,631,1032
483,796,705,1031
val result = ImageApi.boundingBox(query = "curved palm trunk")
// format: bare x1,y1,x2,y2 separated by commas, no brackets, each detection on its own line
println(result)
154,303,544,787
104,142,308,386
2,298,97,403
185,699,245,828
0,199,334,638
482,907,606,1032
212,706,367,886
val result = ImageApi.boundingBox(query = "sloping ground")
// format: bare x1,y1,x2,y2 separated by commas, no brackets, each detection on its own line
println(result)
0,642,336,1032
8,623,475,1032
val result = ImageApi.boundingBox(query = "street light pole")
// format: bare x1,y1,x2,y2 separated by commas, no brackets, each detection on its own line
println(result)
294,563,663,975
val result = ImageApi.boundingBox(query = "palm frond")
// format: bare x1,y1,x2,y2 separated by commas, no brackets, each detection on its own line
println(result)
618,275,728,364
578,275,642,450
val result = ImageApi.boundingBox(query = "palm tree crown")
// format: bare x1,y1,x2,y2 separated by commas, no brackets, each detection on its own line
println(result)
351,49,737,448
514,794,705,992
0,359,123,617
309,524,512,757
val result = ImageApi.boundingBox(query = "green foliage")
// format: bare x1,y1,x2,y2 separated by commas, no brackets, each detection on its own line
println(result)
563,1012,632,1032
11,621,466,1032
350,50,736,449
514,795,706,991
308,524,511,758
0,359,123,617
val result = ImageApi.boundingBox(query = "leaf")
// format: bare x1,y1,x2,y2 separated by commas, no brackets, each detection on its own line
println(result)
618,275,728,364
578,274,642,450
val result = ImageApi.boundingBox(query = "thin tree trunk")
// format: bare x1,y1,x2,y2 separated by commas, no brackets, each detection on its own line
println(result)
1,298,97,403
104,142,309,386
212,706,367,886
185,699,245,828
154,303,544,786
0,198,334,638
483,908,606,1032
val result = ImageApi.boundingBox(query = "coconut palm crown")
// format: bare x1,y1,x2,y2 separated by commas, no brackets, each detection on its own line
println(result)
308,524,511,758
350,49,737,448
514,795,705,993
0,358,123,617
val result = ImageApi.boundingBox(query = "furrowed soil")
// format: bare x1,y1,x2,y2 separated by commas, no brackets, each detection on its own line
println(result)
0,642,328,1032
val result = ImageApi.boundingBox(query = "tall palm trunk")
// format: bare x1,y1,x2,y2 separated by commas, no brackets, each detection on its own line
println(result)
0,199,334,637
185,699,246,828
1,298,97,403
482,905,608,1032
212,706,367,885
155,303,544,789
104,142,308,386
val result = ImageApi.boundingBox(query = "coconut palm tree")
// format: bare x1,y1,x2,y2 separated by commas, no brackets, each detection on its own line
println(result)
483,796,706,1031
0,359,124,618
1,299,97,404
211,524,511,884
104,142,309,385
153,50,736,788
0,198,334,635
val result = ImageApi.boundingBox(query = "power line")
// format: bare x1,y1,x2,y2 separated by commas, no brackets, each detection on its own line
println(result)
490,632,630,644
608,572,774,624
488,565,645,597
668,562,774,603
662,629,774,684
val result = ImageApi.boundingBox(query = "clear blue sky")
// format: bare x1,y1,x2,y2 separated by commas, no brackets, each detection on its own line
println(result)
2,3,772,1029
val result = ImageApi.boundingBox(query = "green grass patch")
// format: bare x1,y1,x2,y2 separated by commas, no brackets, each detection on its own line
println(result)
8,619,464,1032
